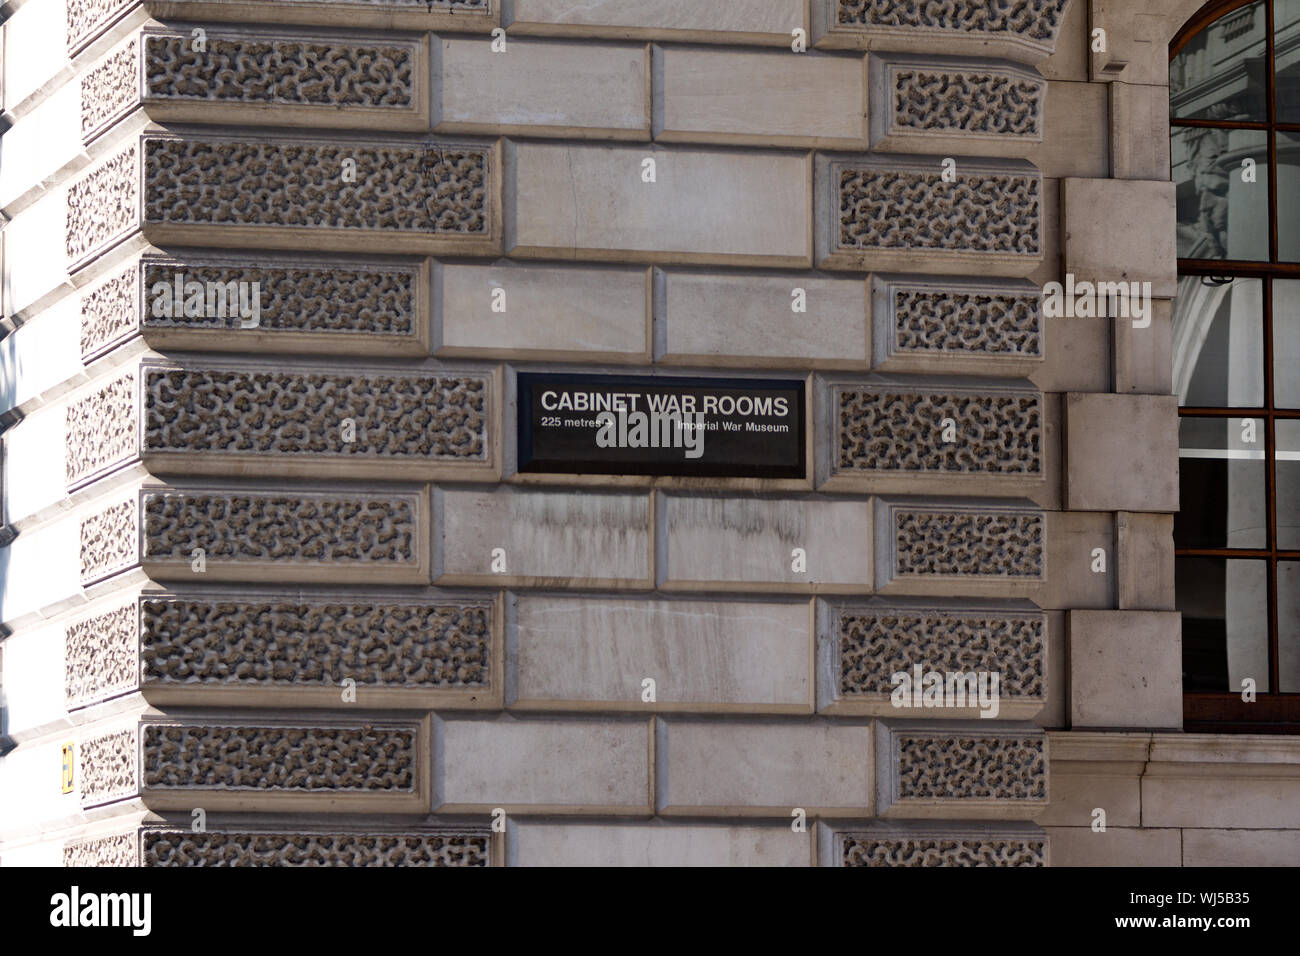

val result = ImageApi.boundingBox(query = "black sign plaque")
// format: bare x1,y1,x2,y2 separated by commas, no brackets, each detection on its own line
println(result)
517,373,806,478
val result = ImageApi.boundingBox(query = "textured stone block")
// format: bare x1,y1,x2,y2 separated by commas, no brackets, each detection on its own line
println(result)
821,604,1047,718
661,495,870,593
660,271,868,368
869,54,1045,155
827,823,1047,866
65,369,137,491
1062,178,1177,297
871,276,1044,376
128,28,430,131
435,716,653,814
1043,827,1180,866
145,0,498,32
137,719,429,812
814,0,1071,62
654,47,866,148
438,37,648,138
67,0,137,54
874,499,1046,598
437,262,649,361
436,488,652,588
512,595,812,712
1183,829,1300,867
1064,393,1179,512
81,254,431,362
65,143,140,272
121,487,432,585
874,722,1048,819
138,133,500,256
510,823,811,866
1118,512,1175,610
79,725,139,808
657,719,873,816
508,142,811,266
63,832,141,868
66,592,501,709
507,0,806,44
134,361,496,481
817,155,1042,276
1069,611,1182,730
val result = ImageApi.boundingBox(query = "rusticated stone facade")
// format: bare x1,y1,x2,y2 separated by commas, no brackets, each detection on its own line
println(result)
141,830,490,867
839,833,1047,867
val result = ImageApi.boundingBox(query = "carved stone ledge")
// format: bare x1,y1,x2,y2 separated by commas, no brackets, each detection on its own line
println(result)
821,604,1046,718
875,499,1046,597
139,133,499,255
817,155,1042,277
827,823,1048,866
80,726,139,808
869,54,1047,156
139,361,496,481
66,371,139,491
144,0,496,33
815,0,1070,62
138,719,429,812
871,276,1044,376
874,721,1049,819
137,486,430,585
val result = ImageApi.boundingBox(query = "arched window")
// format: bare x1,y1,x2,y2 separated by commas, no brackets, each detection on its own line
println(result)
1171,0,1299,731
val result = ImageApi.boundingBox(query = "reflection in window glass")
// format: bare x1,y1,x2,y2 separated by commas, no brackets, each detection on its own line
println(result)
1178,556,1270,692
1280,562,1300,692
1277,281,1300,408
1278,0,1300,122
1172,128,1269,260
1177,417,1268,549
1171,0,1269,120
1278,420,1300,549
1172,276,1264,406
1280,133,1300,262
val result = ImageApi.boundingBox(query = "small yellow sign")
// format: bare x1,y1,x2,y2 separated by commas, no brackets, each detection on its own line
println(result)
61,742,74,794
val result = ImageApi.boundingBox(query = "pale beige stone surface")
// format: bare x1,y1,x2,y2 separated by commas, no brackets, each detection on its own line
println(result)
1044,826,1181,866
661,495,871,593
1069,611,1182,730
1062,178,1178,297
655,47,866,148
437,261,650,361
436,487,653,588
1182,829,1300,866
1038,0,1089,81
1111,82,1173,181
1040,511,1114,611
509,142,812,266
1041,769,1142,828
1113,301,1174,395
436,716,653,813
1064,393,1180,512
657,719,873,816
1117,513,1176,610
512,595,813,712
438,37,649,138
1027,81,1109,179
1142,776,1300,830
509,822,812,866
508,0,806,43
1030,315,1112,394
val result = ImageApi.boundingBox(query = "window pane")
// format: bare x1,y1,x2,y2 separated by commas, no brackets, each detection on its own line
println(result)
1281,562,1300,692
1278,420,1300,550
1276,281,1300,409
1178,556,1270,692
1279,133,1300,262
1176,417,1267,549
1172,275,1264,406
1278,0,1300,122
1170,0,1268,120
1172,128,1269,261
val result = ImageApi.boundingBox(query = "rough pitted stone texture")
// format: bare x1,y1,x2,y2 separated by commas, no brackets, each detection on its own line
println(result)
143,35,414,108
838,609,1045,700
81,500,140,583
892,68,1043,137
67,0,134,52
142,492,418,565
143,369,487,461
80,729,138,805
66,373,137,486
143,138,488,234
836,0,1067,42
67,146,138,264
838,166,1040,255
141,598,491,689
891,287,1041,357
141,724,417,792
142,830,489,866
837,389,1041,475
141,260,417,336
894,508,1044,578
66,603,139,708
63,833,139,867
895,733,1046,800
82,41,139,139
842,835,1045,866
82,266,140,360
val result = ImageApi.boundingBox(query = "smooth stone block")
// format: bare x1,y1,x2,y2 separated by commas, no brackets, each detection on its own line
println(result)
1069,610,1182,730
509,822,811,866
